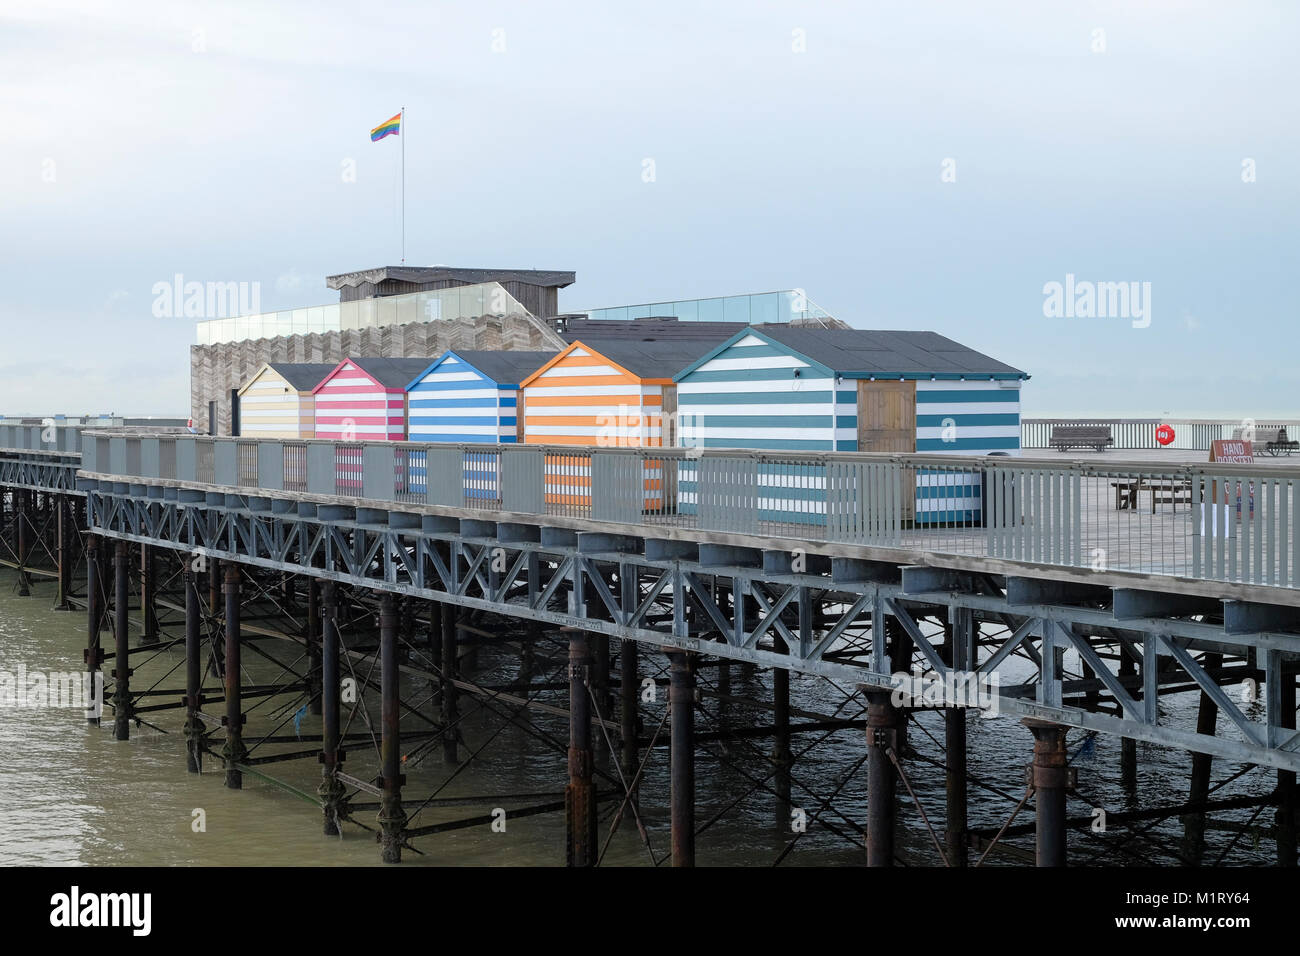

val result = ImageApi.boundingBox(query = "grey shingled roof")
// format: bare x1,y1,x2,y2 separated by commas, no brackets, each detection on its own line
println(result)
450,350,558,386
753,325,1026,377
561,318,748,342
579,337,735,380
345,357,437,388
326,266,576,290
266,363,339,392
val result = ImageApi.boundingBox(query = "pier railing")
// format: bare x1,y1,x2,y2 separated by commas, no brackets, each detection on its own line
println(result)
72,432,1300,592
1021,418,1300,451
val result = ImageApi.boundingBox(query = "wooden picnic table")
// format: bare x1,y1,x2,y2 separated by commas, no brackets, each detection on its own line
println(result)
1111,478,1193,513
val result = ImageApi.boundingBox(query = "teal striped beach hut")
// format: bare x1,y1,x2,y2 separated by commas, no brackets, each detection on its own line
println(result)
672,325,1028,525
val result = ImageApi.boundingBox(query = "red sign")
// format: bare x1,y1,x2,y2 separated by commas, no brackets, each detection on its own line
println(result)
1210,440,1253,464
1155,424,1175,446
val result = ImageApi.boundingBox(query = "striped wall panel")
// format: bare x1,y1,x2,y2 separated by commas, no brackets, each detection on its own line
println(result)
313,362,407,441
914,380,1021,455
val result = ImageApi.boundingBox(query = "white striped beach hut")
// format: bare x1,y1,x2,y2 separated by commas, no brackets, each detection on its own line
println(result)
673,325,1028,526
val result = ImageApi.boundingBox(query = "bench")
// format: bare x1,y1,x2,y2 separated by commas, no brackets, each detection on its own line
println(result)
1050,425,1114,452
1233,426,1300,457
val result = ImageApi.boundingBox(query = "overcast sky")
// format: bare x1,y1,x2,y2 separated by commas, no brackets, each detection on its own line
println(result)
2,1,1296,417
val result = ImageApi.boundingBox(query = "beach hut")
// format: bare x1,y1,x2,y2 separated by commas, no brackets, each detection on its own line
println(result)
518,338,732,509
235,363,336,439
405,350,557,444
312,357,430,441
673,325,1028,524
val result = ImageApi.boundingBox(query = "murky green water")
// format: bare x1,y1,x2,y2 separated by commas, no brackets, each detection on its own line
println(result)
0,571,1279,866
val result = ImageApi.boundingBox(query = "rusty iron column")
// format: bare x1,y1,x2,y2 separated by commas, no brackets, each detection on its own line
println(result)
305,576,322,716
441,602,459,763
866,690,899,866
1119,650,1138,791
620,639,640,800
1183,652,1221,863
773,641,793,823
318,581,346,835
944,617,969,867
1024,718,1070,867
140,544,157,645
566,631,597,866
379,593,406,863
55,495,72,610
1278,663,1297,867
670,650,696,867
222,562,246,789
16,489,30,596
84,534,103,726
112,540,132,740
183,569,203,772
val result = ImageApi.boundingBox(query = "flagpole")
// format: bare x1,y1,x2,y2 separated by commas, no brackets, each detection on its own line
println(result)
400,106,405,264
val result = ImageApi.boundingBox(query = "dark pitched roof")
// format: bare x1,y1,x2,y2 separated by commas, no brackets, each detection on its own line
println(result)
265,363,338,392
326,266,576,290
561,317,748,342
344,357,436,388
579,337,734,380
445,350,558,386
751,325,1027,378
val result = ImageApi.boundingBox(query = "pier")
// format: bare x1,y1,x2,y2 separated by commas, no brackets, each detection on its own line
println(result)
2,422,1297,866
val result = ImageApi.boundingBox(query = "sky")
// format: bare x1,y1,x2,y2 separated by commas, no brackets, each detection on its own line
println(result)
1,0,1296,418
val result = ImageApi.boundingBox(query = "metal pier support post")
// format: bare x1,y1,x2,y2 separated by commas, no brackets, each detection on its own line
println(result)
566,632,597,867
1119,650,1138,791
55,494,72,610
305,576,322,716
1183,652,1221,863
620,639,639,801
16,489,30,596
84,534,103,726
772,656,793,823
222,563,245,789
945,615,969,867
1024,718,1069,867
379,593,406,863
866,690,900,866
670,650,696,867
441,602,459,763
184,570,203,773
140,544,157,644
112,540,131,740
1278,663,1297,867
319,581,346,835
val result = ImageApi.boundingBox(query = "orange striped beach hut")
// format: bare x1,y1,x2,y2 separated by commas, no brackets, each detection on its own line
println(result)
518,338,725,510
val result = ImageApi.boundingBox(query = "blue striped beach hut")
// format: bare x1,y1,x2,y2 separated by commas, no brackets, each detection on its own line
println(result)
406,349,556,501
406,350,557,444
672,325,1028,526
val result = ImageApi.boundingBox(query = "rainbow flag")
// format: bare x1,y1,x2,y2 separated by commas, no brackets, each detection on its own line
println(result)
370,112,401,142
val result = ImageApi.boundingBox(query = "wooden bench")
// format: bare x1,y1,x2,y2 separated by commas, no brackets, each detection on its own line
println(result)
1050,425,1114,452
1231,426,1299,456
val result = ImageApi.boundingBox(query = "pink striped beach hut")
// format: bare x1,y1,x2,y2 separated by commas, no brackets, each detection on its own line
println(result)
311,357,430,441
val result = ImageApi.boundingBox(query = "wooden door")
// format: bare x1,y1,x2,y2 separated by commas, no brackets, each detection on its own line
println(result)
857,381,916,452
857,380,916,521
